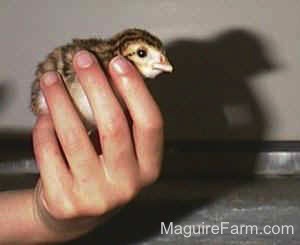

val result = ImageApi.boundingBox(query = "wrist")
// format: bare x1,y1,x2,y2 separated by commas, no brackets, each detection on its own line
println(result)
32,180,100,242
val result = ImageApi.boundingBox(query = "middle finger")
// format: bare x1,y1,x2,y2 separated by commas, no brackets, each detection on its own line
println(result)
73,51,139,182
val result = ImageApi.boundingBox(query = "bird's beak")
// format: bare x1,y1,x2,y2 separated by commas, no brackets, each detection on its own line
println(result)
152,57,173,73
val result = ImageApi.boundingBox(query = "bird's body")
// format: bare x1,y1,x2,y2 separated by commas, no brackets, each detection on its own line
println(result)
31,28,172,129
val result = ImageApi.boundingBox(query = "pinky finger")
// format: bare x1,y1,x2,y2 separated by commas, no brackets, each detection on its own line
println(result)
32,114,72,195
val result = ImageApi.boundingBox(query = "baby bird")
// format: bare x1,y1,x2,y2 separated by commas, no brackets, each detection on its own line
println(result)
31,28,173,129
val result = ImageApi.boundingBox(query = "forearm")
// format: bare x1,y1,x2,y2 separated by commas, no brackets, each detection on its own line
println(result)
0,189,96,244
0,189,48,243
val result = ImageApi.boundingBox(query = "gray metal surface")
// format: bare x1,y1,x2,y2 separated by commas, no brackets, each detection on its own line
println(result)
71,178,300,244
1,137,300,244
1,151,300,177
1,173,299,244
2,136,300,176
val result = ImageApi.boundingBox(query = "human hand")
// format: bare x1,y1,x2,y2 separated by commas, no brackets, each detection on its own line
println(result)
32,51,164,240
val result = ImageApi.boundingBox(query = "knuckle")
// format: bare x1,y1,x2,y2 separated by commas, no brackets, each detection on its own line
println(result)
102,113,126,139
62,131,77,147
141,166,161,186
80,197,110,216
90,199,110,215
32,128,40,146
142,116,164,133
120,179,139,203
51,205,77,220
74,187,110,216
33,116,51,138
32,122,40,138
46,195,78,219
62,131,84,153
33,120,56,159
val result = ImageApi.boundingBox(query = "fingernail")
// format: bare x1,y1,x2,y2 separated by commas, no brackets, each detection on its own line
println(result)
41,72,58,86
111,56,132,75
75,50,93,68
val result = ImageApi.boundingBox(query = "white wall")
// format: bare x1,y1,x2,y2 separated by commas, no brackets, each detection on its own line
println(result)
0,0,299,140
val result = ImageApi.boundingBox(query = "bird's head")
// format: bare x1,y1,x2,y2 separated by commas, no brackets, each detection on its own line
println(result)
122,41,173,78
111,29,173,78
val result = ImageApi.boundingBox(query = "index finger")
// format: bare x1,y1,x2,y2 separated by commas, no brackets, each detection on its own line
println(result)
108,56,164,184
40,72,103,181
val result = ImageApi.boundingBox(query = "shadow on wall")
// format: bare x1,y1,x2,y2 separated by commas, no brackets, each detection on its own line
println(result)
0,130,32,163
0,81,33,163
71,29,280,244
153,28,275,141
0,81,14,114
153,28,278,178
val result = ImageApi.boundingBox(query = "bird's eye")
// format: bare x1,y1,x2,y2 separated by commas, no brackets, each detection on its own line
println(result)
137,49,147,58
